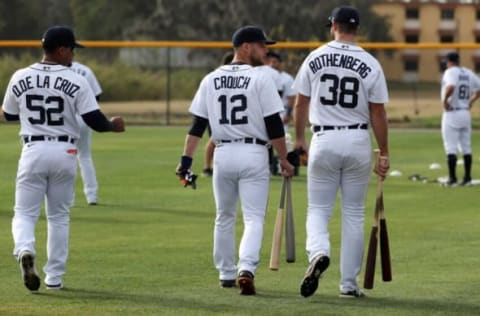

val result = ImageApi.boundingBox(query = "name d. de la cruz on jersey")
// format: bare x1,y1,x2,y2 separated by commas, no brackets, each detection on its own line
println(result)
308,53,372,79
11,74,81,99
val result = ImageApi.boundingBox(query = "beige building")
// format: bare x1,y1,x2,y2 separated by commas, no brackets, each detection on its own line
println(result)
372,0,480,82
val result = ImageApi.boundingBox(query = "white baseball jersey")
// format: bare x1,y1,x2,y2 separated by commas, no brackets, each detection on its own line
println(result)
189,64,284,141
256,65,283,93
2,63,99,139
441,66,480,111
293,40,389,126
279,71,296,107
70,62,103,97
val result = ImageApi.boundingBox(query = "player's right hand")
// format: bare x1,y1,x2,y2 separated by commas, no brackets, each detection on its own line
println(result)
279,159,294,178
374,155,390,180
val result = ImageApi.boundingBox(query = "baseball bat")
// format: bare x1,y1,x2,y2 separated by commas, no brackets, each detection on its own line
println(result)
378,183,392,282
269,177,287,270
285,177,296,263
363,153,383,289
363,215,378,289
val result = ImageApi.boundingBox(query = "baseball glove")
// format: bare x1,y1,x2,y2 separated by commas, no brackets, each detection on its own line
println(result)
176,156,197,189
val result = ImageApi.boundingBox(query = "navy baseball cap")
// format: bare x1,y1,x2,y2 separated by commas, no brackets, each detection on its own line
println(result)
446,52,460,63
326,6,360,27
267,51,283,62
42,26,84,49
232,26,276,47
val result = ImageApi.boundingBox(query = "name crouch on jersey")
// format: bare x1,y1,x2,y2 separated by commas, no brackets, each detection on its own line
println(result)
309,53,372,79
12,75,80,98
214,76,251,90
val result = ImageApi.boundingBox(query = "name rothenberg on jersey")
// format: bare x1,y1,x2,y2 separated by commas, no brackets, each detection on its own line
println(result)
11,74,80,98
308,53,372,79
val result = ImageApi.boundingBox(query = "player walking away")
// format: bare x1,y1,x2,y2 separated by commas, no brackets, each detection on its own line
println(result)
293,6,389,298
176,25,294,295
203,51,234,177
440,52,480,187
2,25,125,292
255,57,284,176
70,61,103,204
267,51,300,175
267,51,296,133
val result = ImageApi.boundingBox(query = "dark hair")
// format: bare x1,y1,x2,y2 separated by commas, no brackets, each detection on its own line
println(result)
337,23,358,34
221,51,234,65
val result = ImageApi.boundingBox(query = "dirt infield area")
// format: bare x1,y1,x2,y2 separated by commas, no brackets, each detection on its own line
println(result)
100,90,480,126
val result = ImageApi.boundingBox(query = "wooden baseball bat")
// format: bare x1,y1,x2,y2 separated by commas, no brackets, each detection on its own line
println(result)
363,154,383,289
378,182,392,282
285,177,296,263
269,177,287,270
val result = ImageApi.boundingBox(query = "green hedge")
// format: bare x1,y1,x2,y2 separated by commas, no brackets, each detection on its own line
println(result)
0,54,207,101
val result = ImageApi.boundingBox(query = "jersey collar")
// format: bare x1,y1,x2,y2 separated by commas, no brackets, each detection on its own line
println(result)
327,40,363,52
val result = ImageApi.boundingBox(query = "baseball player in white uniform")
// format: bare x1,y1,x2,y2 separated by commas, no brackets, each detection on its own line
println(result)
293,7,389,298
267,51,296,132
440,52,480,186
70,61,103,204
2,26,125,292
176,25,294,295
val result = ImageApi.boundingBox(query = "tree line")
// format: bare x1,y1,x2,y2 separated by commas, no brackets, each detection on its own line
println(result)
0,0,392,43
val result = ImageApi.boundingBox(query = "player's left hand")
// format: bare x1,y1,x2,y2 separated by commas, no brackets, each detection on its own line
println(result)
110,116,125,132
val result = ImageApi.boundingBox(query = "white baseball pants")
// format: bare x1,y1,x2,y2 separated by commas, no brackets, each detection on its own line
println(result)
212,143,270,281
306,130,372,292
12,141,77,285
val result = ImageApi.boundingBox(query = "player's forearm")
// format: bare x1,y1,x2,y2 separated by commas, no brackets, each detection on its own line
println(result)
182,134,201,158
369,103,389,156
469,91,480,108
294,94,309,144
81,110,115,132
271,137,288,161
443,86,455,110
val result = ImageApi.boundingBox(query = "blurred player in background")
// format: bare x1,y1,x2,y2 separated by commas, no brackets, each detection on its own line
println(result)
256,51,283,175
440,51,480,187
267,51,299,174
267,51,296,132
70,61,102,204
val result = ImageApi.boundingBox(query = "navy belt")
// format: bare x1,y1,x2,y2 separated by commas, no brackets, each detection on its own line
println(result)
313,123,368,132
217,137,268,146
450,107,467,111
23,135,76,144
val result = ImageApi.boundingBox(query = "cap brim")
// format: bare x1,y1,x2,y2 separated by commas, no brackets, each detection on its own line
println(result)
74,42,85,48
265,39,276,45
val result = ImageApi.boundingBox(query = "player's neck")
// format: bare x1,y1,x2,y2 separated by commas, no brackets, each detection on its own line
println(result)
335,34,356,44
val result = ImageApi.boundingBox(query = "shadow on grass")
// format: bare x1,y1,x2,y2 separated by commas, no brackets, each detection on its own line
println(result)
38,286,479,315
268,291,480,315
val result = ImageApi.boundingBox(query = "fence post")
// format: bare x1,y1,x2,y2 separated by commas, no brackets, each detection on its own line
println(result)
166,47,171,126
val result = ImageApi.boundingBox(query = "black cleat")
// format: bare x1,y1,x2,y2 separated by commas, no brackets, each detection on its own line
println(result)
19,251,41,291
202,168,213,177
219,279,236,288
340,289,365,298
300,255,330,298
238,271,255,295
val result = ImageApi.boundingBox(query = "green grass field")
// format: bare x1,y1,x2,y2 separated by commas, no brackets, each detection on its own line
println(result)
0,125,479,316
